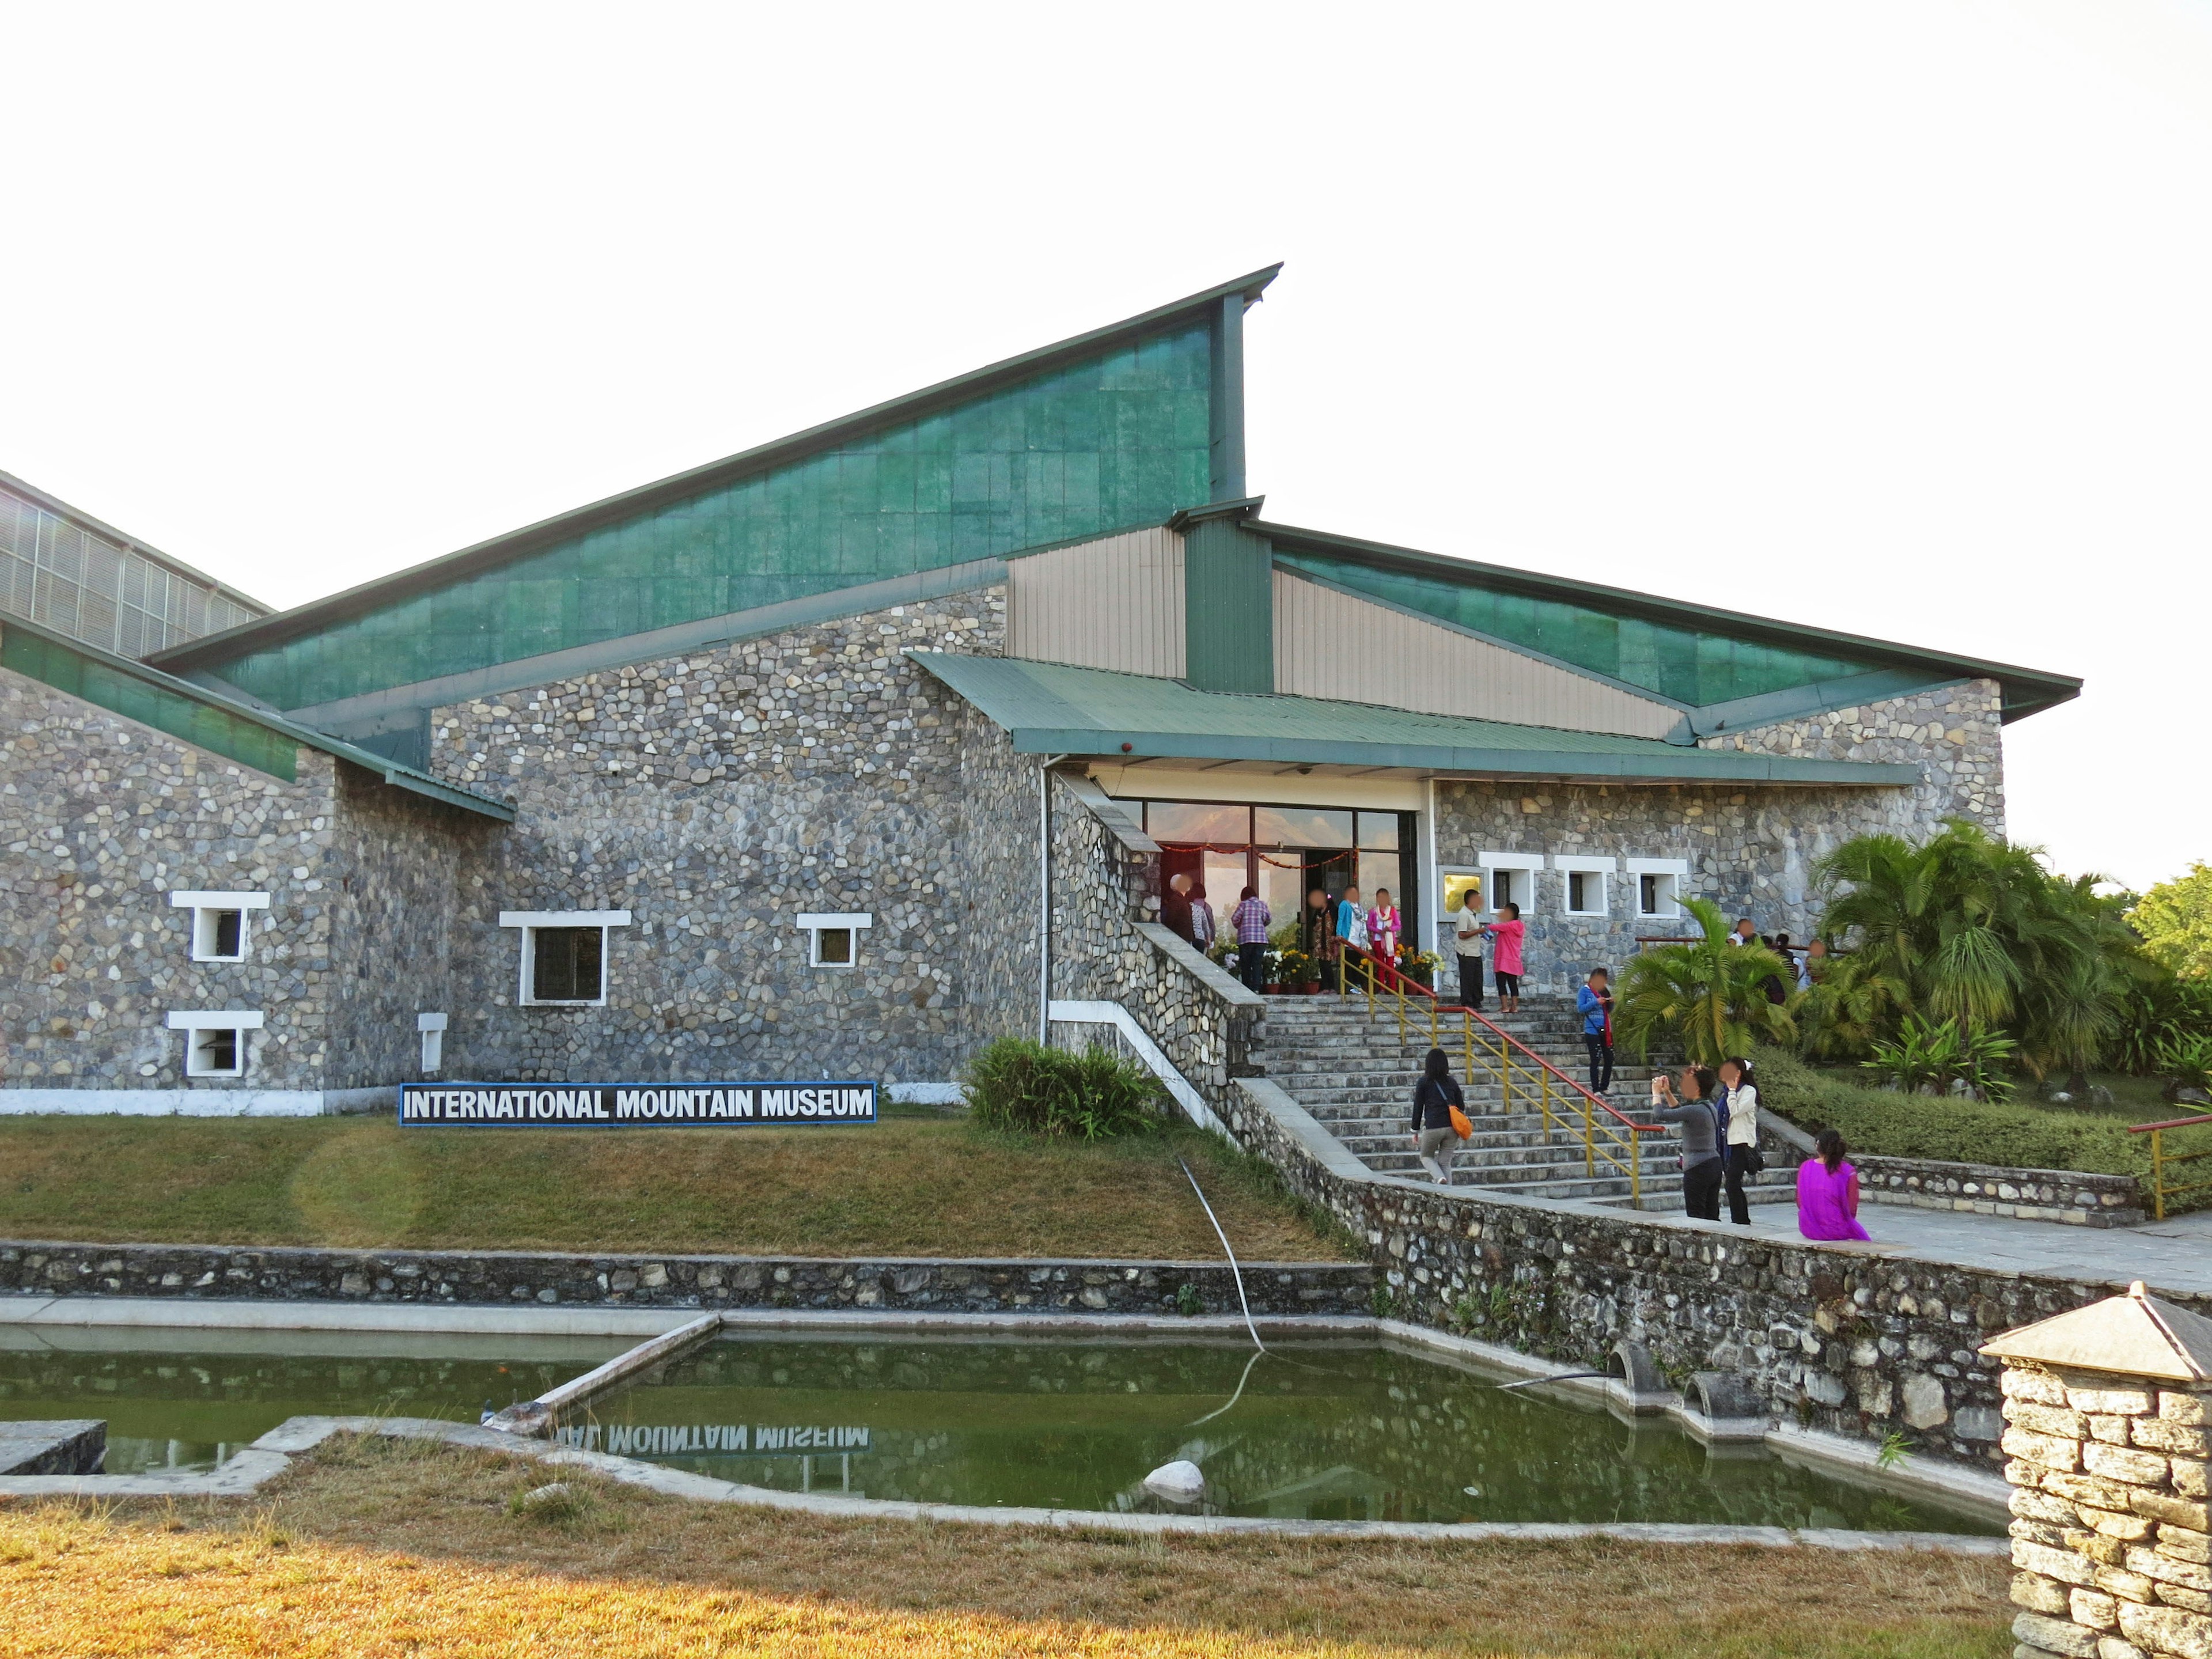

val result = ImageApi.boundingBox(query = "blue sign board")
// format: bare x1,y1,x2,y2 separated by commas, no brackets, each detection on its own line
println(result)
396,1081,878,1127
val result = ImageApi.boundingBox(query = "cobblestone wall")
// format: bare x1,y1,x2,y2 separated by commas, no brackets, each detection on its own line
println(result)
0,1240,1370,1317
1048,775,1266,1119
0,664,343,1089
1216,1077,2210,1469
426,588,1024,1085
1435,679,2006,990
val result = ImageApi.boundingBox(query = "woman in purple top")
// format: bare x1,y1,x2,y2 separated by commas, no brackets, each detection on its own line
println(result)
1797,1129,1872,1241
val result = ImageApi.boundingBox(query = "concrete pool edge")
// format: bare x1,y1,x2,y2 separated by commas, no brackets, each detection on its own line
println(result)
0,1415,2010,1555
0,1297,2013,1535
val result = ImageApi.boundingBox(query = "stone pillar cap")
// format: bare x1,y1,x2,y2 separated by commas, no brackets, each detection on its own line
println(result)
1979,1279,2212,1384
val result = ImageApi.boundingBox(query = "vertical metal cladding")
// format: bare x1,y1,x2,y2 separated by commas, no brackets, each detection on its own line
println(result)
1006,527,1186,679
1181,518,1273,695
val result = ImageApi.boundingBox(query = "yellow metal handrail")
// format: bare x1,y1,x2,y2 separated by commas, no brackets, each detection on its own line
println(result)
1357,955,1659,1204
2128,1112,2212,1222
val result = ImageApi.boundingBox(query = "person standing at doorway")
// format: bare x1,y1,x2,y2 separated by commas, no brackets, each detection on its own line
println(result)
1188,882,1215,953
1484,902,1525,1014
1577,967,1614,1094
1366,888,1402,979
1230,886,1271,993
1305,887,1336,993
1336,885,1368,989
1162,872,1195,945
1452,887,1484,1010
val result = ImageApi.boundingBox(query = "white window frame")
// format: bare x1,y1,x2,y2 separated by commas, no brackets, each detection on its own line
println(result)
166,1009,264,1078
1554,854,1618,918
797,912,873,970
1477,852,1544,915
169,891,270,963
1626,857,1691,921
418,1012,448,1074
499,910,632,1007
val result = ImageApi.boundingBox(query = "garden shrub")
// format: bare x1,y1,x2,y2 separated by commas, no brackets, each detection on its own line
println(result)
1753,1048,2165,1180
960,1037,1164,1139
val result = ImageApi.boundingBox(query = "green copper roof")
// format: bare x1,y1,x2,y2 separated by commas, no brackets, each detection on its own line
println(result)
151,268,1281,714
0,613,514,820
1260,522,2080,724
907,652,1923,785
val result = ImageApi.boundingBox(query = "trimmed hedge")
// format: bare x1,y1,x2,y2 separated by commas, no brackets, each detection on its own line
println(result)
1752,1049,2160,1180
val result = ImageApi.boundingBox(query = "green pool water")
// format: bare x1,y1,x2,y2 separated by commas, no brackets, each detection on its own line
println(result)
0,1327,1997,1534
584,1332,1999,1532
0,1328,630,1475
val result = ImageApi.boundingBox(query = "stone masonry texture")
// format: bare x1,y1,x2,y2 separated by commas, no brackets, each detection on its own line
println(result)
0,1240,1371,1319
1435,677,2006,991
1998,1358,2212,1659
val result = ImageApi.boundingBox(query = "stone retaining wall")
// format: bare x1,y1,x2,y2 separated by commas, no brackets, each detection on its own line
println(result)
1215,1075,2212,1471
1857,1155,2144,1229
0,1241,1370,1318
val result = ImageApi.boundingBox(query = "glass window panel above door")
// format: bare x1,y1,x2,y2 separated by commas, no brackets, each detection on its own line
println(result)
1355,812,1400,851
1253,807,1353,849
1144,801,1251,847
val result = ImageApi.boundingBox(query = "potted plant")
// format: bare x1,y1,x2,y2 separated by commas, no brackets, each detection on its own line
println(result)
1405,949,1442,990
1276,947,1314,994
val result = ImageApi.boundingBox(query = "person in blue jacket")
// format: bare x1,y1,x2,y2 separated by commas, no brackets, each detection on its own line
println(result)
1577,967,1614,1094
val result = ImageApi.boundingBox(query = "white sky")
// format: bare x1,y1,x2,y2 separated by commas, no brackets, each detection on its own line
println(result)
5,1,2207,890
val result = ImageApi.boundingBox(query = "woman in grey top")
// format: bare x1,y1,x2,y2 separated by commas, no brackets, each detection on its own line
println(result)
1643,1065,1724,1221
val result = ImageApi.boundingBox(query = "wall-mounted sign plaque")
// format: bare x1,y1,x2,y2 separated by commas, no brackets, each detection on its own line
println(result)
396,1081,877,1127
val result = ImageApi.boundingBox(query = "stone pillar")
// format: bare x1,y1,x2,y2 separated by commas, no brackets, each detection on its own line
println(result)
1983,1282,2212,1659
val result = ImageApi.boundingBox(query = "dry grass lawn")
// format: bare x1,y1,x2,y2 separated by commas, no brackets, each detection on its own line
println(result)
0,1433,2012,1657
0,1115,1354,1261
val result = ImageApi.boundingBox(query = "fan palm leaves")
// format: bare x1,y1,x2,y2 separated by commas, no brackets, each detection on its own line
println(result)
1617,896,1797,1066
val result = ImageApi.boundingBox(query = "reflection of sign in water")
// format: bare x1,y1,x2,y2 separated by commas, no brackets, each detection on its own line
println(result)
396,1083,877,1128
556,1423,872,1457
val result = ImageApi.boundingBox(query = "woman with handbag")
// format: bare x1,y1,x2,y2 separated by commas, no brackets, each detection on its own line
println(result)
1718,1055,1762,1226
1410,1047,1470,1187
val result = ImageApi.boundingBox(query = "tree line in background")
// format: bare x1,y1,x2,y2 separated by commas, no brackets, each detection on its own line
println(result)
1617,823,2212,1105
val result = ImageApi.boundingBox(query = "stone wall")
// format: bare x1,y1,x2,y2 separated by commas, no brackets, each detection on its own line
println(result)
425,588,1026,1085
1855,1156,2145,1230
1214,1075,2212,1470
1047,774,1267,1118
2000,1360,2211,1658
0,664,344,1090
1434,678,2006,991
0,1240,1371,1317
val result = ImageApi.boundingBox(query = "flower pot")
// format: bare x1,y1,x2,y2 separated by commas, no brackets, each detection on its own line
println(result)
1264,983,1286,995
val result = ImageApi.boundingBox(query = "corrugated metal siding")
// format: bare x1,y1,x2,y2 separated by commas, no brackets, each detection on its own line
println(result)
1006,527,1185,677
1272,570,1683,739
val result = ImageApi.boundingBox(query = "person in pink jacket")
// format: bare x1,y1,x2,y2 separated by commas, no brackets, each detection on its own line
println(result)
1482,902,1526,1014
1797,1129,1872,1241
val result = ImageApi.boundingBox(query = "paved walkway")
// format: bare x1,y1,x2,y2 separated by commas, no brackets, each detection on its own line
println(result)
1730,1198,2212,1297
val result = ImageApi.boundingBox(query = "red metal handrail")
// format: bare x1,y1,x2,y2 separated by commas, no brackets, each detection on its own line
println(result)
2127,1113,2212,1134
1452,1001,1662,1137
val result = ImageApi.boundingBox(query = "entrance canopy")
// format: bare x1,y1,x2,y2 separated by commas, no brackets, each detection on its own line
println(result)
908,652,1921,787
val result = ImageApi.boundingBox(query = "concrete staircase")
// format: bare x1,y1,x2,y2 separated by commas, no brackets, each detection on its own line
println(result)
1257,993,1796,1210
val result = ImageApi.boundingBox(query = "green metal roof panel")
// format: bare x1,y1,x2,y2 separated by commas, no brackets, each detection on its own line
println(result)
151,268,1282,714
1260,523,2080,724
907,652,1922,785
0,613,514,819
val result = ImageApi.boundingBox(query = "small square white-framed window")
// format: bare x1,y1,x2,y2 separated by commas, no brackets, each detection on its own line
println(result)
418,1012,448,1074
1477,853,1544,915
169,891,270,963
1555,855,1617,918
798,912,873,970
166,1009,264,1078
499,910,632,1007
1627,858,1691,921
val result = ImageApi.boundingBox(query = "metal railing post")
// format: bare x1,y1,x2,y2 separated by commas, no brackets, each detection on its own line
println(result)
1581,1103,1596,1176
2152,1128,2165,1222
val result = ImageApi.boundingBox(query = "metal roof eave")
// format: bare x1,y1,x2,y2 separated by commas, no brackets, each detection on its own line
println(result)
150,265,1283,674
0,467,274,619
1255,519,2082,724
0,611,516,822
992,725,1921,786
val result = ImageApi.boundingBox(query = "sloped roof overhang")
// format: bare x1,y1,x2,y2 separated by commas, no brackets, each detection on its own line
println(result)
908,652,1923,787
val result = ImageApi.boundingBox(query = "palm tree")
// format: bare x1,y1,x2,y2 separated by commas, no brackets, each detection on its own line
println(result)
1616,896,1797,1066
